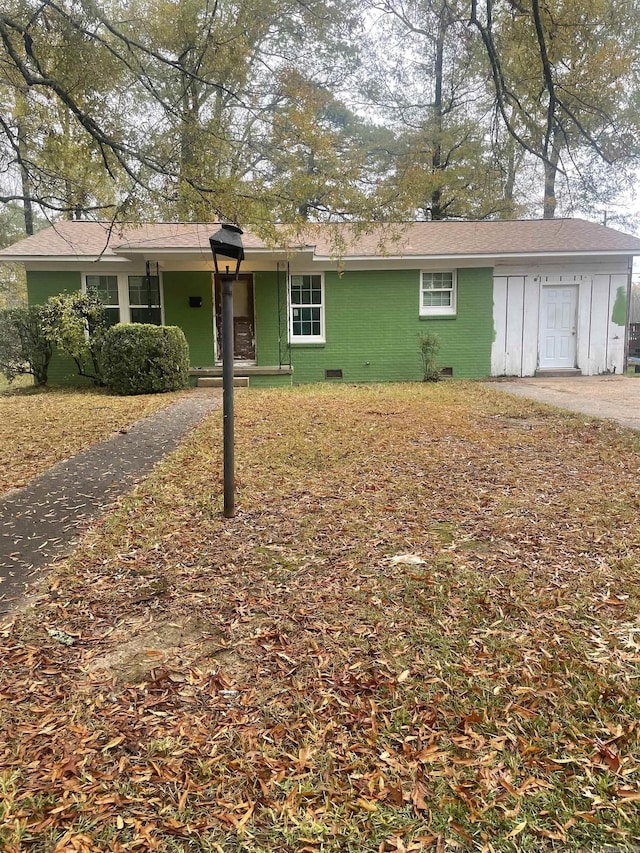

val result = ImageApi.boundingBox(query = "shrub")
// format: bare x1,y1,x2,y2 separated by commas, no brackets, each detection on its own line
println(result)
0,306,52,386
418,331,441,382
102,323,189,395
42,291,109,385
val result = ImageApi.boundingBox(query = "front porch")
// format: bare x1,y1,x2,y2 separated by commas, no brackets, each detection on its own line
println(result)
189,365,294,389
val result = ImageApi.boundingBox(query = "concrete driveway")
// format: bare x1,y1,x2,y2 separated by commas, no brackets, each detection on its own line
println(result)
488,375,640,431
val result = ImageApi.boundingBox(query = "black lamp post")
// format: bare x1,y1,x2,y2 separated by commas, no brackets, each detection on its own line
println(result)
209,224,244,518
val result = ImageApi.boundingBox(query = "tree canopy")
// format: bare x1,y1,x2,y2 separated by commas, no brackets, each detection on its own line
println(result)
0,0,638,235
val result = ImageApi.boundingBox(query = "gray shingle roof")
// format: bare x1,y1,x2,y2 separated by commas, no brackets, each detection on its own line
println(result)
2,218,640,260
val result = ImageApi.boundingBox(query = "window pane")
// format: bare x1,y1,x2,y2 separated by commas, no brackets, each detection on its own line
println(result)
104,307,121,326
292,306,320,336
130,307,162,325
423,290,451,307
128,279,143,305
128,275,160,306
422,272,453,291
86,274,119,306
291,275,321,306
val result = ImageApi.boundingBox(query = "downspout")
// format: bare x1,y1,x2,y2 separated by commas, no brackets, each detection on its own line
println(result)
605,277,612,371
624,255,633,374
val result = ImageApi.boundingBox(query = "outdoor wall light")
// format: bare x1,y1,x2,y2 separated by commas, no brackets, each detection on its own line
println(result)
209,224,245,518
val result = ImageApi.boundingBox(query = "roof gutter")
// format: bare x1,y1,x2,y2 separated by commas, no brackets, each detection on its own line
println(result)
0,254,129,263
2,249,639,264
115,247,294,255
311,250,640,262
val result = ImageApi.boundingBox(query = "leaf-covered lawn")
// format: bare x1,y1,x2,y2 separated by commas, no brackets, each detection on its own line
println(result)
0,387,183,494
1,383,640,852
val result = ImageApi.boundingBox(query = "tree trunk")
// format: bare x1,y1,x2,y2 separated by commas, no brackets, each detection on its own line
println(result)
430,3,447,220
297,151,315,220
177,64,201,219
503,150,516,212
542,128,560,219
18,132,34,235
14,89,34,235
500,116,519,219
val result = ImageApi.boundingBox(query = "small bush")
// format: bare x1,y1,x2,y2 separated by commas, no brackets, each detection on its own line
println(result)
418,332,441,382
0,306,52,386
42,291,109,385
102,324,189,395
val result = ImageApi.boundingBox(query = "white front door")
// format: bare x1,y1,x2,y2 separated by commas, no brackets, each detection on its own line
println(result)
538,285,578,369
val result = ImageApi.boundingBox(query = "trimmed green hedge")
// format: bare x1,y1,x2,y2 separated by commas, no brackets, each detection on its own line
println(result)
102,323,189,395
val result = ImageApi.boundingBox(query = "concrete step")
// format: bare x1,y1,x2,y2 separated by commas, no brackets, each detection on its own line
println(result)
197,377,249,388
534,368,582,378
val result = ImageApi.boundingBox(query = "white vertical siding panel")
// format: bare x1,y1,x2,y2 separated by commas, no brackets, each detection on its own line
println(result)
505,276,525,376
491,276,508,376
521,275,540,376
492,265,630,378
589,275,611,374
608,273,628,373
576,277,593,374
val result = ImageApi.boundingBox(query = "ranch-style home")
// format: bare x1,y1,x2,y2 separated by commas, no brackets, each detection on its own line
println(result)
2,218,640,386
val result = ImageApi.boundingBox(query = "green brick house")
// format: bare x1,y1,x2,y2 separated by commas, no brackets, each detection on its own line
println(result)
2,219,640,385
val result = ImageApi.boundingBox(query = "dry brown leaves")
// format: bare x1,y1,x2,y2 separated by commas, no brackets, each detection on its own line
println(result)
0,387,183,494
1,383,640,852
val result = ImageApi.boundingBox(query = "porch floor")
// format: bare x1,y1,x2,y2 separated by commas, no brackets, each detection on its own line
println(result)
189,365,293,378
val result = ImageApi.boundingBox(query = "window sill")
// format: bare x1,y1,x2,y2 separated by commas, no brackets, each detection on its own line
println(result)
419,314,457,320
289,341,326,347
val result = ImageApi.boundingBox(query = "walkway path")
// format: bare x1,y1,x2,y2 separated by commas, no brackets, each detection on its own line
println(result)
0,390,221,614
489,375,640,431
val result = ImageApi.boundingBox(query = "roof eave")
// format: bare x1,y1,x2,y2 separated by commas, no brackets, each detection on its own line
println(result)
2,248,638,264
312,249,640,262
0,254,126,263
114,246,304,256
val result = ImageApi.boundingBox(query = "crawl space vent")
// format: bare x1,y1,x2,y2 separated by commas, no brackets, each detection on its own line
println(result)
325,369,343,379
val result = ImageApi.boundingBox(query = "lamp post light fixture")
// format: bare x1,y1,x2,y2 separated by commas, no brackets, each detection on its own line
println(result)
209,224,245,518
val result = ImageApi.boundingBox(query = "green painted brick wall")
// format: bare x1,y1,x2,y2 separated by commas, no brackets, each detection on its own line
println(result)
26,266,494,385
27,270,81,305
26,269,89,384
254,267,494,383
164,270,289,369
254,270,288,367
163,271,215,367
248,374,293,389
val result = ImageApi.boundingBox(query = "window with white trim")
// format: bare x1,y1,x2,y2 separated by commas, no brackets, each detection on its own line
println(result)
83,272,163,326
420,271,456,316
289,274,325,342
85,274,120,326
